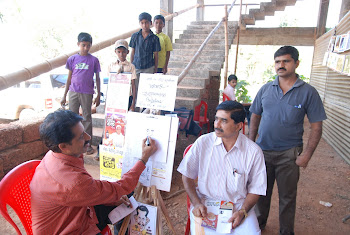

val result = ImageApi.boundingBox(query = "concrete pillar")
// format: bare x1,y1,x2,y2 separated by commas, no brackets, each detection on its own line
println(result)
339,0,350,22
196,0,204,21
316,0,329,38
160,0,174,41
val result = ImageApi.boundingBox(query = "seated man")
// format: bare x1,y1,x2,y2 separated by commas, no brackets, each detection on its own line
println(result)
178,101,267,235
30,109,157,235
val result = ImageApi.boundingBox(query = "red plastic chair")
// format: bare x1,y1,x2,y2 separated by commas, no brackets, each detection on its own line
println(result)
194,100,210,134
223,93,231,101
0,160,112,235
183,144,193,235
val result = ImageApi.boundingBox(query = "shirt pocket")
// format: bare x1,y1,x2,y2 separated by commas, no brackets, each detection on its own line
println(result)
282,101,305,126
227,171,246,197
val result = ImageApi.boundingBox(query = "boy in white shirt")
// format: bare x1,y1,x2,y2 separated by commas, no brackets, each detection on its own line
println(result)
223,74,238,101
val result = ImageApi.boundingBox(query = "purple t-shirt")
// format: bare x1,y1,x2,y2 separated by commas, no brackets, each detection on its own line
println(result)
65,53,101,94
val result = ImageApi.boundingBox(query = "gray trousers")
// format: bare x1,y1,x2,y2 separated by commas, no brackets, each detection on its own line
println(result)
68,91,93,137
255,146,302,235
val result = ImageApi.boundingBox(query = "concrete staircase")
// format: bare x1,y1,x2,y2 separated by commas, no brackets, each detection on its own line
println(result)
240,0,299,29
90,0,301,146
168,21,238,110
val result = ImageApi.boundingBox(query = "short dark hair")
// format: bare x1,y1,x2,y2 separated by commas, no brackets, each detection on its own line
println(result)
154,15,165,23
78,32,92,43
274,46,299,62
139,12,152,22
39,110,83,153
136,205,149,217
216,101,246,124
228,74,237,82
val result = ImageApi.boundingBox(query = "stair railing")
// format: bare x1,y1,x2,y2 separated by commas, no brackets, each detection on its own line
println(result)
177,0,238,86
0,4,199,92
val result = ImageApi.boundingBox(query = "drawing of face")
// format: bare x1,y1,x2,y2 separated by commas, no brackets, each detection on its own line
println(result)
134,206,150,231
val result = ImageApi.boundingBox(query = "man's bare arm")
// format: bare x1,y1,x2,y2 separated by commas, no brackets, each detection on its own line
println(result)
296,121,323,168
249,113,261,142
228,193,260,228
182,175,207,218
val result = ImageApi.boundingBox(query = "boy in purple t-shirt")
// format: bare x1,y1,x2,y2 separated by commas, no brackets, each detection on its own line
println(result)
61,32,101,154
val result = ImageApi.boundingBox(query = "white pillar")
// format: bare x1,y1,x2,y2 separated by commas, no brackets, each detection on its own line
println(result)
160,0,174,41
196,0,204,21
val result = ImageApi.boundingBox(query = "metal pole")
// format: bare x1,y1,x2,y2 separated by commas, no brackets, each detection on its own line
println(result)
234,0,242,74
223,5,229,89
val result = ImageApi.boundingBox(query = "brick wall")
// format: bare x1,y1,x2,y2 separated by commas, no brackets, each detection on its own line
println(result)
202,72,221,131
0,118,47,179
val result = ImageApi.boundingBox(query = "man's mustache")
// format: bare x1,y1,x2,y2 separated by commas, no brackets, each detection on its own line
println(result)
278,67,286,71
215,128,223,132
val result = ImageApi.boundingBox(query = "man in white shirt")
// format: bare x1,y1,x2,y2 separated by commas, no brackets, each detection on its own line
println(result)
178,101,267,235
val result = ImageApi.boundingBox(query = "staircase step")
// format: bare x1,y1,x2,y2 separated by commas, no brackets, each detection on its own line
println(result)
168,68,219,78
180,32,236,40
92,127,103,146
170,54,224,63
175,38,234,46
177,86,204,98
168,61,223,71
171,49,224,57
96,103,105,114
92,112,105,128
178,76,210,87
172,43,225,50
175,96,201,110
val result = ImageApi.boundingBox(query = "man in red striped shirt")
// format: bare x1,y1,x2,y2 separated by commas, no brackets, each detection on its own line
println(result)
30,109,157,235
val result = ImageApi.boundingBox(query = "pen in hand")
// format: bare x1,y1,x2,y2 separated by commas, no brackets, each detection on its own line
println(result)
146,136,150,146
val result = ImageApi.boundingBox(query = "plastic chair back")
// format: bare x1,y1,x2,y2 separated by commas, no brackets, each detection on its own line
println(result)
0,160,112,235
194,101,209,134
223,93,231,101
0,160,41,235
183,144,193,235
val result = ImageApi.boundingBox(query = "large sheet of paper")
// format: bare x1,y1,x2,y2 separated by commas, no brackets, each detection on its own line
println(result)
136,73,178,111
121,114,178,192
150,116,178,192
124,112,171,163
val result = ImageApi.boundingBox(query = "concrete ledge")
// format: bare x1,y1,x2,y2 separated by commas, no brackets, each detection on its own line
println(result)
0,124,22,151
235,27,316,46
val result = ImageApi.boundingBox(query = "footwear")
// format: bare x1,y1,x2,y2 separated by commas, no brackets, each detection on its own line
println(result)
94,154,99,161
87,146,94,155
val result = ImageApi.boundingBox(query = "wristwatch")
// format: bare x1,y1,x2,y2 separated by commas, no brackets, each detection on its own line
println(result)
239,208,248,219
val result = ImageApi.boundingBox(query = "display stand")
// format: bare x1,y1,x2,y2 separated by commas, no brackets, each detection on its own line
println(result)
118,109,176,235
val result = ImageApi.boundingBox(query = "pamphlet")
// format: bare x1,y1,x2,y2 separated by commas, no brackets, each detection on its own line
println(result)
201,200,234,233
108,196,138,224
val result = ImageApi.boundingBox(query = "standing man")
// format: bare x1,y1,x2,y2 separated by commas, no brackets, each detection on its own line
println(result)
249,46,327,235
178,101,267,234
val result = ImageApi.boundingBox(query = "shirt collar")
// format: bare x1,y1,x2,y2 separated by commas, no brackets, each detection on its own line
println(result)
213,133,244,152
136,29,155,37
272,74,305,88
50,151,85,169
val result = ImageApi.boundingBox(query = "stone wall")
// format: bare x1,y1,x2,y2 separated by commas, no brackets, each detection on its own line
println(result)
0,118,47,179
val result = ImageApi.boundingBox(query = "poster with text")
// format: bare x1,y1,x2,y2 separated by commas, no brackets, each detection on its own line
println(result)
105,73,131,114
103,113,126,148
136,73,178,111
99,145,124,182
129,203,157,235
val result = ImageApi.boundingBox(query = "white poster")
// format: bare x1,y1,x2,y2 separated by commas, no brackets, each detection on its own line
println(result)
136,73,178,111
105,73,131,114
124,112,171,163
